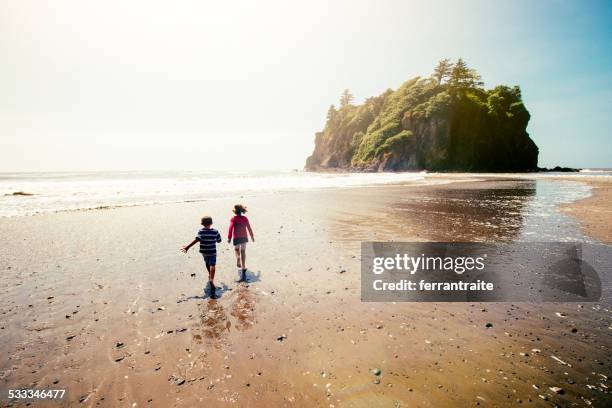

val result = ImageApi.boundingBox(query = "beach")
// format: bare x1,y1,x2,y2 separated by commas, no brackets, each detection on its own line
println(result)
1,174,611,407
562,177,612,243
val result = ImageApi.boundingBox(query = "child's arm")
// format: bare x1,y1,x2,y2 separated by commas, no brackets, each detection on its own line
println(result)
227,218,234,243
246,218,255,242
215,231,222,243
181,238,199,253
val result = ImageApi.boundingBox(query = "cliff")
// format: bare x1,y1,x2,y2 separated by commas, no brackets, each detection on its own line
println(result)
306,60,539,172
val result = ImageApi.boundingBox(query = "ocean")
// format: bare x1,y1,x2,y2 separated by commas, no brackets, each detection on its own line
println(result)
0,170,428,217
0,169,609,218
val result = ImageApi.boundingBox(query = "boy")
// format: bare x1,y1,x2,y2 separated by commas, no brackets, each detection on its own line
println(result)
181,216,222,299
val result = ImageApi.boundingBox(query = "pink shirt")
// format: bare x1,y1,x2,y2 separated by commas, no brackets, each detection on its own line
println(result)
228,215,253,240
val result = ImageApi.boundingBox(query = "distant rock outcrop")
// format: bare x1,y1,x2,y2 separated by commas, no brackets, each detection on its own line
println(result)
306,59,539,172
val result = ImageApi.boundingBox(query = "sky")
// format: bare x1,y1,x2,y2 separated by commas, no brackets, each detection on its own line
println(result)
0,0,611,171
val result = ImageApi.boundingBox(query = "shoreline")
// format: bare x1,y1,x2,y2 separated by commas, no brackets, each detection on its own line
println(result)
560,177,612,243
2,171,605,219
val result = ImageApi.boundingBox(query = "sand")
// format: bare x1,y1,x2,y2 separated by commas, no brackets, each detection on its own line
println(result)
1,177,611,407
561,177,612,243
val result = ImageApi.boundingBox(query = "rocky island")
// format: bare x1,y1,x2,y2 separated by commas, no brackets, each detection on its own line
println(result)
306,59,539,172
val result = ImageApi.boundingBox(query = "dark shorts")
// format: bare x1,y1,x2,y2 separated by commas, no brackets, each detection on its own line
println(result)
233,237,248,246
201,254,217,267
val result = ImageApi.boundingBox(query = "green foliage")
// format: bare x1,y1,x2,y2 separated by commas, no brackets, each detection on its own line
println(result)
325,92,388,136
432,58,452,85
340,89,354,108
350,131,364,153
410,91,452,119
352,78,437,164
486,85,523,116
449,58,483,89
326,104,337,124
376,130,413,155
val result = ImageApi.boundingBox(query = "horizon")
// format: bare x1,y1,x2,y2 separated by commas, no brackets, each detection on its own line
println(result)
2,167,612,179
1,0,611,172
2,167,612,175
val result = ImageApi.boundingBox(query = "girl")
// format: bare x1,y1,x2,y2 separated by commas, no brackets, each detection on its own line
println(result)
227,204,255,282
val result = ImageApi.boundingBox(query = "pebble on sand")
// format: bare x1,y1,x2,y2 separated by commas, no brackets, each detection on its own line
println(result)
169,375,185,386
551,355,571,367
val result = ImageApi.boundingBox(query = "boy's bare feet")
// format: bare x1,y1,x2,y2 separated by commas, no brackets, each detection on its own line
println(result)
209,282,217,299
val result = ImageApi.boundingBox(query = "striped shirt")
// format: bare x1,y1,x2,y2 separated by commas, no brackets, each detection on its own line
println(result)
196,227,222,256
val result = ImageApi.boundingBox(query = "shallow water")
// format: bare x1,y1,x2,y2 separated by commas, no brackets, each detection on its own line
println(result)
384,179,592,242
519,180,593,241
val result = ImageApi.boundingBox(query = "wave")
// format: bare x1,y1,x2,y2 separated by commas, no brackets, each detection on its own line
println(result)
0,170,426,217
580,168,612,174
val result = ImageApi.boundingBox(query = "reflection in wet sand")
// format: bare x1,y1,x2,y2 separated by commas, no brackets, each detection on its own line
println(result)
192,284,257,349
393,180,536,241
230,284,256,331
325,180,539,243
194,299,231,349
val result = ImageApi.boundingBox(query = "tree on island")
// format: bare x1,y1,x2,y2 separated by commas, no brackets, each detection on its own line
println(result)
340,89,354,108
326,104,337,123
432,58,453,85
448,58,483,89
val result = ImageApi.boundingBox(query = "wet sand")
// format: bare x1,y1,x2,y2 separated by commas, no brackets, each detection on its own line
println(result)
1,177,611,407
561,178,612,243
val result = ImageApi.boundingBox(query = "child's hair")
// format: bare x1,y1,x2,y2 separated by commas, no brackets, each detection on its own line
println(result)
233,204,247,216
201,216,213,226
